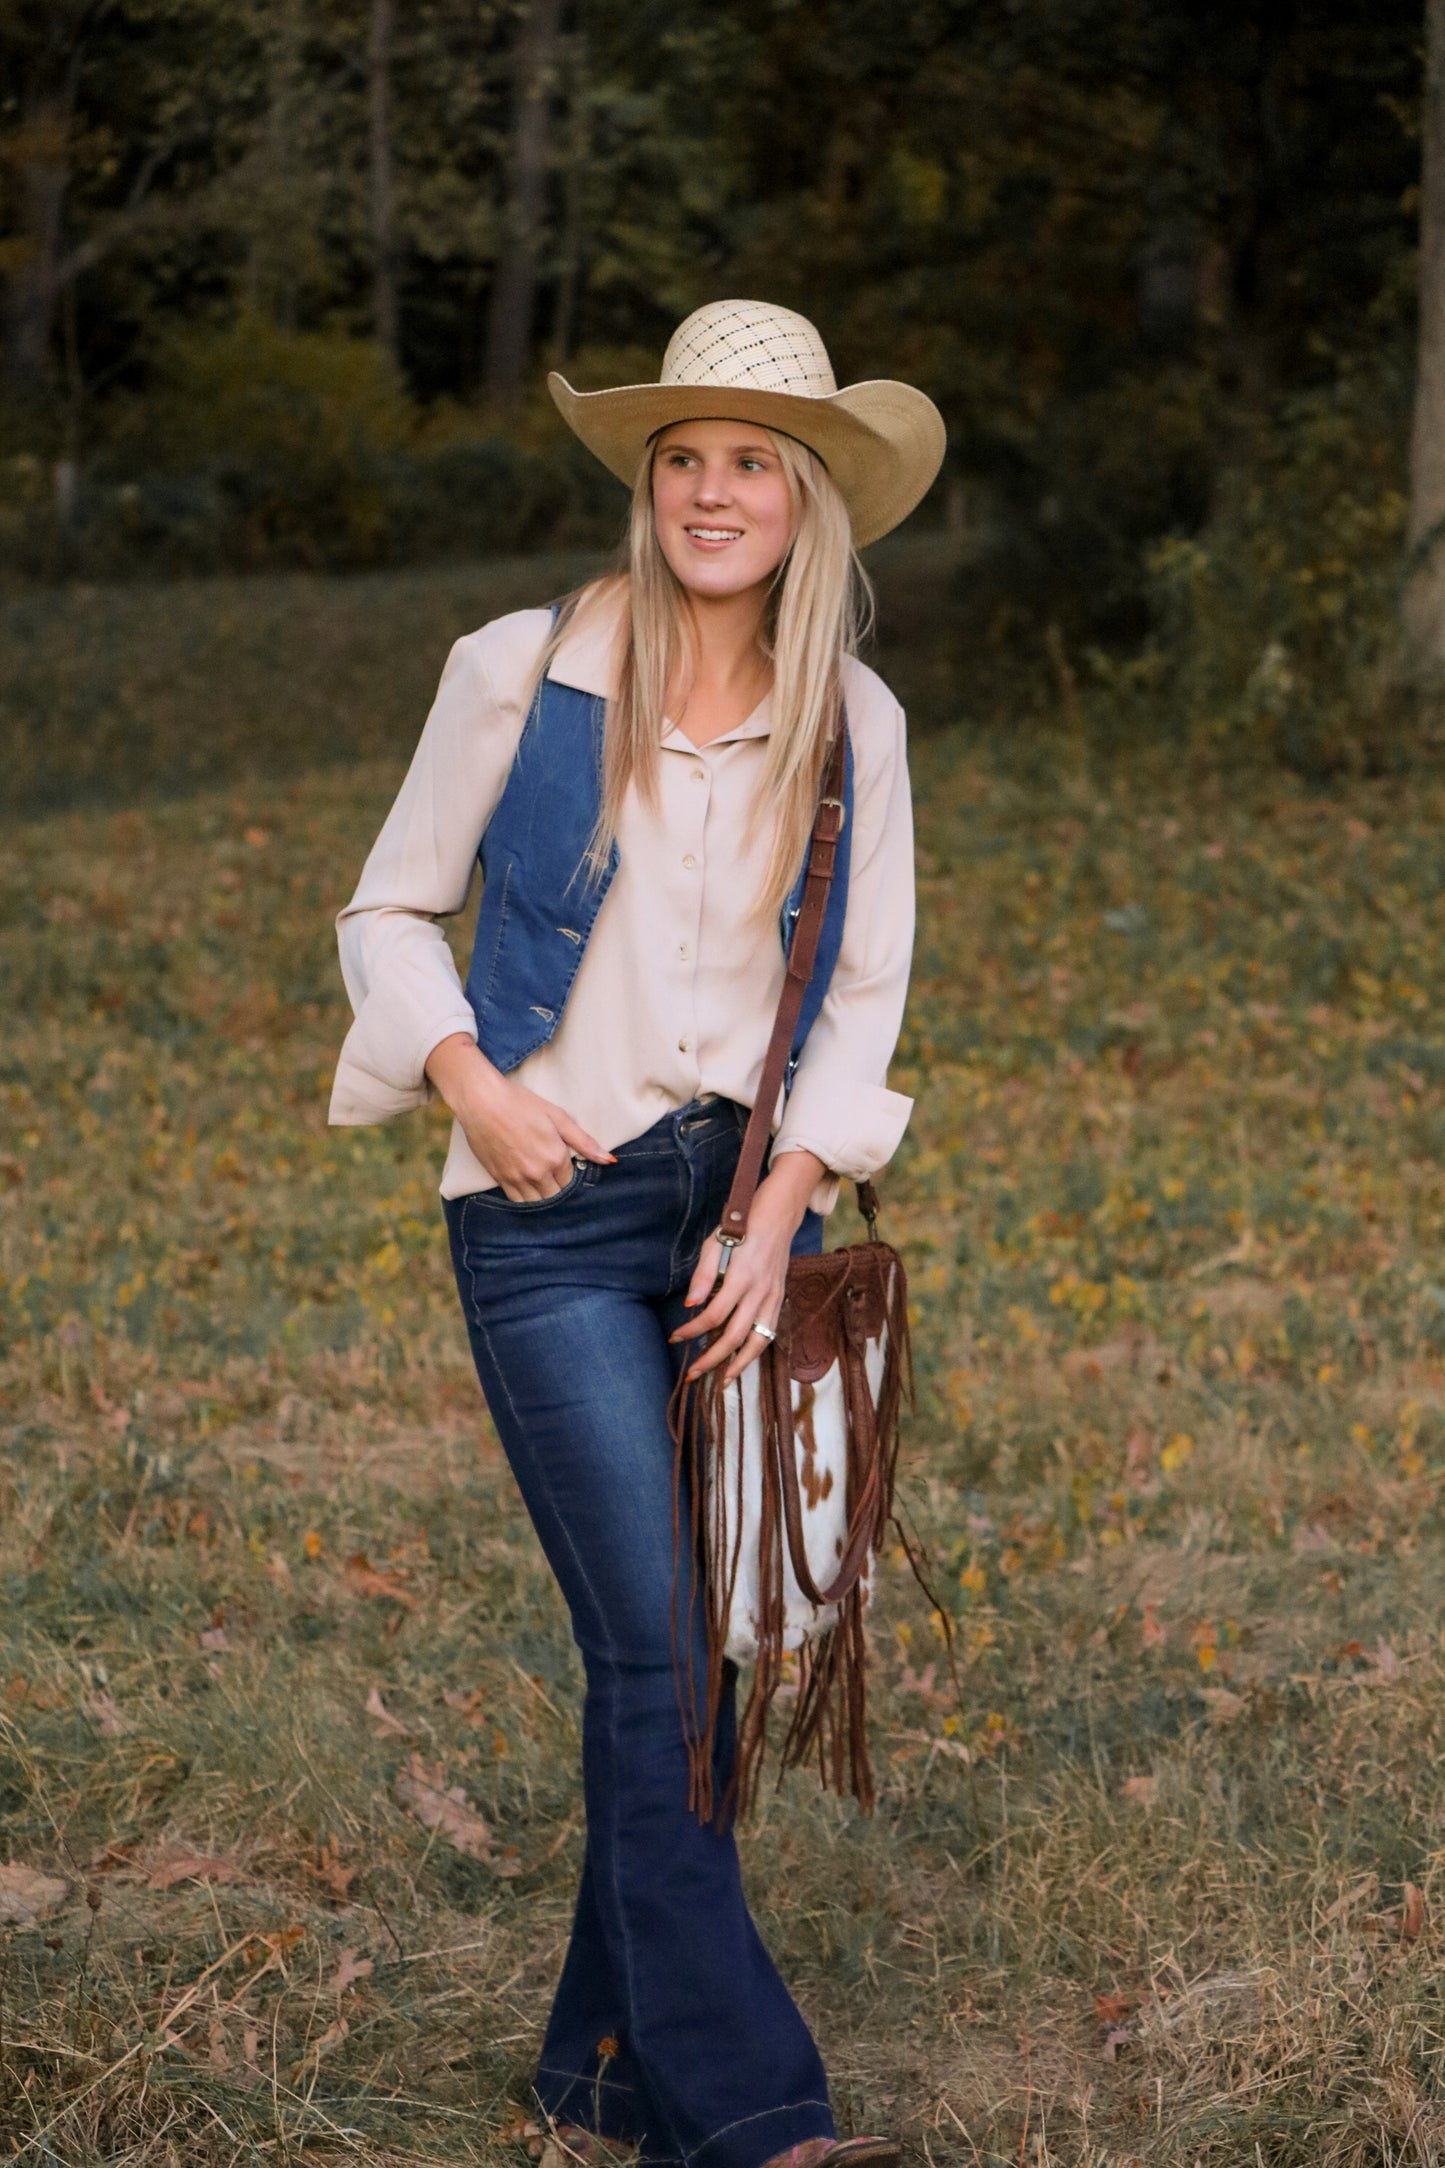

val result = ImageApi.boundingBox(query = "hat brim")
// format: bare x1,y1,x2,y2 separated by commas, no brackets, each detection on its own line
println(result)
547,372,946,550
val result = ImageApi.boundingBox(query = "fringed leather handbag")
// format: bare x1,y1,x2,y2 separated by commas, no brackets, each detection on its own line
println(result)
670,727,914,1823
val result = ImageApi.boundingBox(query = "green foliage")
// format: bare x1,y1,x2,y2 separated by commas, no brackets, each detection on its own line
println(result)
153,312,414,463
1080,341,1416,774
0,320,624,577
0,0,1425,618
133,313,417,564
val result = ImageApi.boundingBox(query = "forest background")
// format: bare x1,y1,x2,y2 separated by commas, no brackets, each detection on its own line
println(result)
11,5,1445,2166
3,0,1440,780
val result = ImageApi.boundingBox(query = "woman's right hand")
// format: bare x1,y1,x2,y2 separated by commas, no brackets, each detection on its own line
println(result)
424,1033,614,1201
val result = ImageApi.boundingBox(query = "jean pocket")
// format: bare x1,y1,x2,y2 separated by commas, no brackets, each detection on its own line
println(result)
466,1157,596,1215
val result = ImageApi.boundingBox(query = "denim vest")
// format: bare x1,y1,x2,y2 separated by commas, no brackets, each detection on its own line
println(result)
463,672,854,1089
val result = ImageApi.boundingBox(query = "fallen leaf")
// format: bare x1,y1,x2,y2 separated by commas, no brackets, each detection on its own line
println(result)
0,1864,69,1926
241,1924,304,1982
365,1684,410,1736
1139,1601,1165,1650
147,1854,244,1891
394,1755,518,1871
254,1924,304,1956
1120,1774,1157,1805
89,1840,139,1874
1102,2025,1133,2061
199,1626,230,1653
1124,1429,1153,1484
81,1690,132,1736
1200,1687,1245,1723
1292,1522,1334,1555
300,2015,348,2069
1375,1638,1401,1682
896,1661,942,1701
1160,1431,1194,1473
308,1835,357,1900
345,1553,417,1609
334,1949,373,1994
1094,1990,1133,2024
1402,1882,1426,1944
443,1684,488,1726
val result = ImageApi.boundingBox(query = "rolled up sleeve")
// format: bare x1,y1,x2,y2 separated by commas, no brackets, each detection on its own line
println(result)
328,629,529,1126
771,695,915,1216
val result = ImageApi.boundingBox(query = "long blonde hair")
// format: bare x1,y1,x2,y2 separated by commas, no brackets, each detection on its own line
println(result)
532,428,872,921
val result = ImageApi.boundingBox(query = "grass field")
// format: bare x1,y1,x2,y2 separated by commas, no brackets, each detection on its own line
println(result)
0,534,966,818
5,566,1445,2164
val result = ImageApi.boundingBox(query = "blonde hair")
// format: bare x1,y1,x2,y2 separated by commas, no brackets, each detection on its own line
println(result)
531,428,872,921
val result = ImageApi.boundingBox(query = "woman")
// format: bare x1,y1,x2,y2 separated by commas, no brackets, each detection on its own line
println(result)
330,299,945,2168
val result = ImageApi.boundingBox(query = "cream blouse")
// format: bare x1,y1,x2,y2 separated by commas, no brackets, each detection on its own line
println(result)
329,592,915,1218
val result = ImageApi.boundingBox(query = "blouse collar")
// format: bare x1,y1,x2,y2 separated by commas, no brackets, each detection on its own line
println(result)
549,585,774,744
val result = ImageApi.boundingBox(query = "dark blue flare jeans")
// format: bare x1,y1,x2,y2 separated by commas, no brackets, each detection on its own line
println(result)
443,1097,831,2168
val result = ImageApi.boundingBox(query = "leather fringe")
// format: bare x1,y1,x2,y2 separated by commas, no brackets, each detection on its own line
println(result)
668,1239,914,1826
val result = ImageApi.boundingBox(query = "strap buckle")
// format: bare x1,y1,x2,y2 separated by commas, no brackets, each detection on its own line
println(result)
856,1177,881,1243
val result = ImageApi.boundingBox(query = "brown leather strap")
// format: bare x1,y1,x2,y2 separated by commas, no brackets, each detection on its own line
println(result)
717,726,849,1244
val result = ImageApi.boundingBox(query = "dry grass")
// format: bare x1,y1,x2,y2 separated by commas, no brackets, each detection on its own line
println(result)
4,593,1445,2162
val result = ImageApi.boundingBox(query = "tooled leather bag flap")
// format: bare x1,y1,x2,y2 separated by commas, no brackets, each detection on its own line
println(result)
779,1244,898,1381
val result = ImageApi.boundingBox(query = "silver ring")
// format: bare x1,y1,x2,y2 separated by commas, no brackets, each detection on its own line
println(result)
750,1322,777,1342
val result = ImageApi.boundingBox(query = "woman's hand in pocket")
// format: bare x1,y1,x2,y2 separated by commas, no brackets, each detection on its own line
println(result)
424,1034,614,1201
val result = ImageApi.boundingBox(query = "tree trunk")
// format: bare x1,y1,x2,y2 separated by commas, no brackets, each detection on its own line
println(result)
1405,0,1445,674
548,42,588,369
484,0,564,408
3,86,74,402
245,0,307,325
368,0,399,361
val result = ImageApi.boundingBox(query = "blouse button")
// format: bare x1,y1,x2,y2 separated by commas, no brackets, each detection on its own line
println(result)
682,853,696,869
678,1035,691,1052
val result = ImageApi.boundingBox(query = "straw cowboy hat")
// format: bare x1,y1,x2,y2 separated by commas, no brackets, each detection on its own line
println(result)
548,298,947,549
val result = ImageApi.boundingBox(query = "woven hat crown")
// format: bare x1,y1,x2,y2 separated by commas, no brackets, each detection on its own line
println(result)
660,300,838,398
549,294,946,546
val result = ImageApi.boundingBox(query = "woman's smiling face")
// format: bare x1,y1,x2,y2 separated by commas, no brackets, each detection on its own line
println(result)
650,421,795,599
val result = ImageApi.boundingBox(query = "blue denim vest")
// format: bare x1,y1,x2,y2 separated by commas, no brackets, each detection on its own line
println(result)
463,671,853,1088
